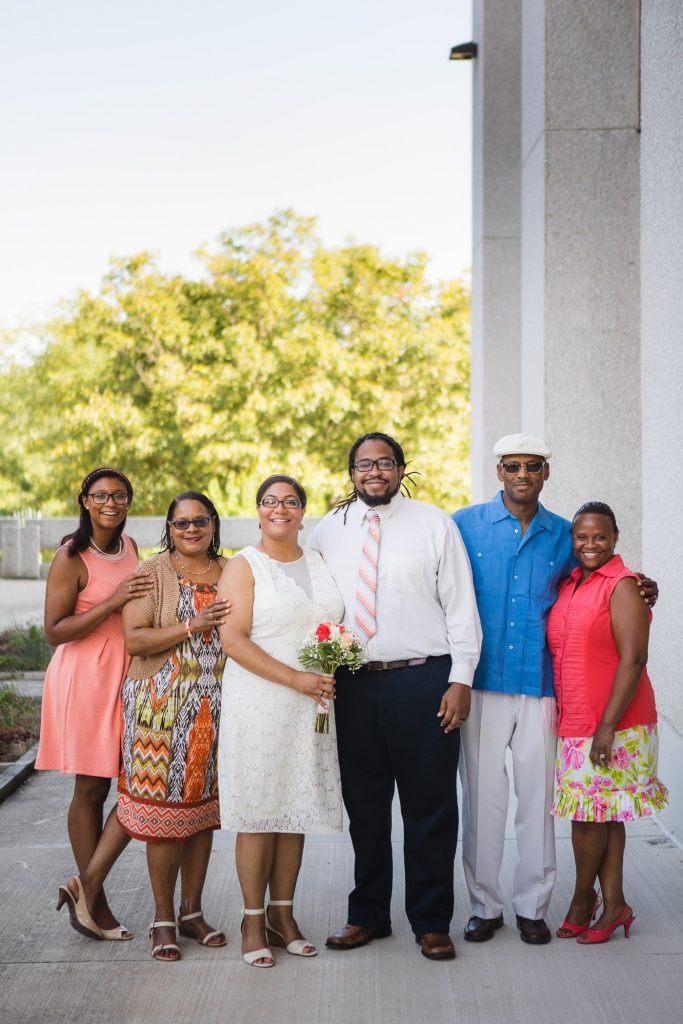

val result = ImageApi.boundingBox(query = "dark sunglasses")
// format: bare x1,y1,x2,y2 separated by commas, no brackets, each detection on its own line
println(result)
500,461,546,475
168,516,212,531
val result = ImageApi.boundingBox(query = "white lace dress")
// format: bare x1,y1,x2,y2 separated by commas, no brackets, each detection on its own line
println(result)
218,546,344,833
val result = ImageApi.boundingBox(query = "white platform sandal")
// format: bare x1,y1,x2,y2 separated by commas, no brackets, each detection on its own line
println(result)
266,900,317,957
177,909,226,947
149,920,181,962
241,908,274,967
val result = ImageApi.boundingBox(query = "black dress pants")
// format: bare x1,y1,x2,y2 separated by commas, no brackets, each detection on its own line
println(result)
334,656,460,936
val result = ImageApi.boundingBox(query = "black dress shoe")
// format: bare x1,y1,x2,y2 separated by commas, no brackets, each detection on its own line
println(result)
325,923,392,950
515,915,551,945
463,914,504,942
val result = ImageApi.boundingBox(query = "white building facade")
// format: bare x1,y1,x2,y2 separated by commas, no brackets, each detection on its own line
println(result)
469,0,683,838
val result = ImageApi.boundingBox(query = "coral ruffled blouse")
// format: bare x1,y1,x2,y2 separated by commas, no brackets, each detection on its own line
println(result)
546,555,657,737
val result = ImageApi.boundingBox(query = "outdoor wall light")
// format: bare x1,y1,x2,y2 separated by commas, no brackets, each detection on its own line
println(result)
449,42,478,60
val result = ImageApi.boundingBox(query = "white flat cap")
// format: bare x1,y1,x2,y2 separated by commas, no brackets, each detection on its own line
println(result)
493,432,551,460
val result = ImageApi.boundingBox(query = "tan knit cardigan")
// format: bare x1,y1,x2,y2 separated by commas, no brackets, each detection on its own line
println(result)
125,551,224,680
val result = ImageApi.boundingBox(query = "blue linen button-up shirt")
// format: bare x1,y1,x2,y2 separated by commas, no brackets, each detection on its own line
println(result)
452,492,575,697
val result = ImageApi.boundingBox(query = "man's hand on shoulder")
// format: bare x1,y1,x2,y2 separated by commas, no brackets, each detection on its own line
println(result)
636,573,658,607
437,682,472,733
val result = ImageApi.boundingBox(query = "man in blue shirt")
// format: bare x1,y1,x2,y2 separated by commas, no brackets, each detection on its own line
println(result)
452,432,574,945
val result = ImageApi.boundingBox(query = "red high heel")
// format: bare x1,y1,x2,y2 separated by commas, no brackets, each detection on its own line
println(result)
556,891,602,938
576,904,635,945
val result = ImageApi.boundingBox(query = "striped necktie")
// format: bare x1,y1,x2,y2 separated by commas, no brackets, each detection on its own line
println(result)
355,511,380,640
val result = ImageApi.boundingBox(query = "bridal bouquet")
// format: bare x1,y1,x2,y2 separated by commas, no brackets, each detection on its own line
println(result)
298,621,367,733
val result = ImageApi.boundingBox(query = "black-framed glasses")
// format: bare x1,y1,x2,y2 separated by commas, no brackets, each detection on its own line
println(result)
87,490,130,505
168,516,213,530
259,497,303,509
353,458,397,472
500,461,546,475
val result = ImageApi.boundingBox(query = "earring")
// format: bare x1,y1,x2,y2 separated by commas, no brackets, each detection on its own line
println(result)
299,524,304,531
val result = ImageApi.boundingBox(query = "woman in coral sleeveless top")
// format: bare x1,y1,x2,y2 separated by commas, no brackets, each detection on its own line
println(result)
547,502,667,946
36,467,153,939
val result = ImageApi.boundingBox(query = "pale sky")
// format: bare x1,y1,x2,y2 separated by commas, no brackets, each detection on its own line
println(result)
0,0,473,335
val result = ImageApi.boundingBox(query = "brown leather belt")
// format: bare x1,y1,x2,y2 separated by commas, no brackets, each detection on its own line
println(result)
366,657,430,672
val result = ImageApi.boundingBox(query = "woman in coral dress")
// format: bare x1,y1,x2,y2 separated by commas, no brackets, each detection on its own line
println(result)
37,467,152,939
547,501,667,945
117,491,230,962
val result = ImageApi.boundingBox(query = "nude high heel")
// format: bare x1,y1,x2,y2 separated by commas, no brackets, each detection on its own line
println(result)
266,899,317,957
576,904,635,945
57,877,103,941
241,909,274,967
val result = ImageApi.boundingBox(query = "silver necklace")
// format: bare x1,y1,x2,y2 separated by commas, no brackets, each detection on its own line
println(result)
89,536,124,558
173,549,213,577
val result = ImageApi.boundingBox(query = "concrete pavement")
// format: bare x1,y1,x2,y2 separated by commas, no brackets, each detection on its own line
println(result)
1,767,682,1024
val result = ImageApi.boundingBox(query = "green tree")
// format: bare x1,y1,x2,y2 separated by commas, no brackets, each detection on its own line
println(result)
0,211,470,517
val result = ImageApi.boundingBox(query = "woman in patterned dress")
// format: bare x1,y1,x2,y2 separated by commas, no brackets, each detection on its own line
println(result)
118,492,230,961
38,467,154,940
547,502,668,944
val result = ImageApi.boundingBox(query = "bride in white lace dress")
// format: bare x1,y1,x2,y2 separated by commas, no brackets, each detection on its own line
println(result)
217,475,343,967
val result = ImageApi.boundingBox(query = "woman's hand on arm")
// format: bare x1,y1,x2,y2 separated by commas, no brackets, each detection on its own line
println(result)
590,577,649,767
122,590,230,657
217,557,335,705
43,550,154,645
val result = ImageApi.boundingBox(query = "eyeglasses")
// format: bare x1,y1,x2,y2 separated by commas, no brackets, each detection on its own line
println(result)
87,491,130,505
259,497,303,509
353,458,397,472
168,516,212,530
500,461,546,475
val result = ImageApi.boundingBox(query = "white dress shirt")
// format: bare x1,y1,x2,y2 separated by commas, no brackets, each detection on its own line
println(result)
307,493,482,685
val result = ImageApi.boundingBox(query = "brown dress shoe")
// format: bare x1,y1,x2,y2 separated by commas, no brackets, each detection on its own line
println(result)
463,914,504,942
515,915,551,945
415,932,456,960
325,923,392,950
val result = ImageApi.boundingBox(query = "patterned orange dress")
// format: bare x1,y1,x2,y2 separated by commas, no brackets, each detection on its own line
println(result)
117,578,225,842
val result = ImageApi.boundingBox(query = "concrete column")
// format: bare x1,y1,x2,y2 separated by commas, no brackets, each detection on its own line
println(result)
0,522,41,579
640,0,683,838
470,0,523,502
519,0,642,565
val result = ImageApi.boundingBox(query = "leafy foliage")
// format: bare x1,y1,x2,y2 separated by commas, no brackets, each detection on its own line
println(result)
0,625,53,672
1,211,470,516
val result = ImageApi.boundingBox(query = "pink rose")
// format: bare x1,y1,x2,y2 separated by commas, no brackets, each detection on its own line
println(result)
316,623,331,641
339,632,354,649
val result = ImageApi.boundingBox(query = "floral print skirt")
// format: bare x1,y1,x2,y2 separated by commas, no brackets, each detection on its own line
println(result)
551,724,668,822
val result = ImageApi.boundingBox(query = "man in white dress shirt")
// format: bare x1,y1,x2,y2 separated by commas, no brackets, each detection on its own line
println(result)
307,432,481,960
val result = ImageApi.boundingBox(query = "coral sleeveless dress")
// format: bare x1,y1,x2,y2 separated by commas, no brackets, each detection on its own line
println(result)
36,536,137,777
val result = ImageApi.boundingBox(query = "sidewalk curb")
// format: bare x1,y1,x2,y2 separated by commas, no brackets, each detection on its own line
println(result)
0,742,38,804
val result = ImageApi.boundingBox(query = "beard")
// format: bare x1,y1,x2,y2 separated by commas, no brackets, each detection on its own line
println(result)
356,482,402,507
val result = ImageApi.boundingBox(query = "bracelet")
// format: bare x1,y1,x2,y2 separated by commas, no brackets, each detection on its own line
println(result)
184,618,193,639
